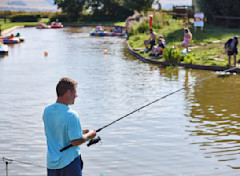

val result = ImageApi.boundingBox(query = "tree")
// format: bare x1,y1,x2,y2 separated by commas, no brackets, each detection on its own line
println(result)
154,0,161,11
122,0,154,13
54,0,87,21
198,0,240,19
54,0,154,22
87,0,132,20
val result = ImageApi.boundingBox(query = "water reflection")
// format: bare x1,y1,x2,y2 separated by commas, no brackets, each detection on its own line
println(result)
186,72,240,169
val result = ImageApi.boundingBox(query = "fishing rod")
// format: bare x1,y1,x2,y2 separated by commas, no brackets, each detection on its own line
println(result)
60,67,238,152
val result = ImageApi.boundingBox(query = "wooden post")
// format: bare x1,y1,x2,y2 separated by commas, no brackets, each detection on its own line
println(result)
226,18,229,28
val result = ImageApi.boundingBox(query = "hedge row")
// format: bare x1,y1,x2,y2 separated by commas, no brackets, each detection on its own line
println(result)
10,14,40,22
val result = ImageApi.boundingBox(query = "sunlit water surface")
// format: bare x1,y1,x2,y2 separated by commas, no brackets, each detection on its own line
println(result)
0,27,240,176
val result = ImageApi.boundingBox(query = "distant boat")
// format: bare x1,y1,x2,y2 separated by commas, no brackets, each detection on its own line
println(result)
104,31,125,37
36,23,63,29
0,42,8,54
50,24,64,28
36,24,51,29
0,37,20,44
0,33,24,44
90,30,126,37
90,30,104,36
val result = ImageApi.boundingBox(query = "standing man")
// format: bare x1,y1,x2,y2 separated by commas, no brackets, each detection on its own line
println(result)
144,28,156,52
43,77,96,176
225,36,238,67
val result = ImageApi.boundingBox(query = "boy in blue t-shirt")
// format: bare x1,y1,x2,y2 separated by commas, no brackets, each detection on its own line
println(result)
43,78,96,176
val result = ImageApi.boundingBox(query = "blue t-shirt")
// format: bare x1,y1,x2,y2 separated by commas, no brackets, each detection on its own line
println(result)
43,103,82,169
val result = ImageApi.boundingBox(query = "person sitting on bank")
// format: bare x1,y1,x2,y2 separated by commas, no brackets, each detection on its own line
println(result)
149,35,166,58
225,36,238,67
144,29,156,52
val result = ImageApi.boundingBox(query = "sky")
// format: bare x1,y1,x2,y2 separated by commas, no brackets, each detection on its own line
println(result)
0,0,57,11
0,0,192,11
158,0,192,9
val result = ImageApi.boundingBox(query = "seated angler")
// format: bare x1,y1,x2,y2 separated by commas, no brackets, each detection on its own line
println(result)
144,29,156,52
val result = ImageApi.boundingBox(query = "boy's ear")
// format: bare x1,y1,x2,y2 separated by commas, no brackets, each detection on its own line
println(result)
66,90,71,96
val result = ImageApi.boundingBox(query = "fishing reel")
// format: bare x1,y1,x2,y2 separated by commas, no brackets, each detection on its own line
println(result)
87,136,101,147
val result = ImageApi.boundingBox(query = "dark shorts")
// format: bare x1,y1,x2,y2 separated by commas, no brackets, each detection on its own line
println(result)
149,40,155,50
48,155,83,176
228,49,238,56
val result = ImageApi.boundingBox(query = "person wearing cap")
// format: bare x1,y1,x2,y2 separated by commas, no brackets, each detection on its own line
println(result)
225,36,238,67
149,35,166,58
144,29,156,52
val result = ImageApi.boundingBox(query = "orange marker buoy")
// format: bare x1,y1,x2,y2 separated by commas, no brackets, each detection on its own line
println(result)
104,49,108,55
44,51,48,56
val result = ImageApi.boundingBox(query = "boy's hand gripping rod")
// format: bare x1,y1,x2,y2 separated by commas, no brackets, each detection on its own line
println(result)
60,134,101,152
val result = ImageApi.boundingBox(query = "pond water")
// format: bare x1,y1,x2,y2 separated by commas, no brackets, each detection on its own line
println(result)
0,27,240,176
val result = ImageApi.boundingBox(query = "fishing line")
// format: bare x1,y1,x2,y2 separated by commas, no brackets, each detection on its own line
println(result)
2,157,46,168
60,66,238,152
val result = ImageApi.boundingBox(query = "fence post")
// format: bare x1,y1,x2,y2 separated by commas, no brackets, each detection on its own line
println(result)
3,157,12,176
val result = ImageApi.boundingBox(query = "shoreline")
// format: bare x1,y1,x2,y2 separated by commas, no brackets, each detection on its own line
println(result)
0,24,126,37
1,25,25,36
2,25,240,74
126,41,240,74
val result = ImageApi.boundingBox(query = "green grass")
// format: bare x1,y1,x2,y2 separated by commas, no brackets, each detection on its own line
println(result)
129,14,239,67
0,18,50,31
0,21,38,31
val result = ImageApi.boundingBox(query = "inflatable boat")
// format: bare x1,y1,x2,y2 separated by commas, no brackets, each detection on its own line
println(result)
90,30,105,36
1,37,20,44
50,24,64,28
90,30,126,37
0,43,8,54
104,31,125,37
36,25,51,29
0,33,24,44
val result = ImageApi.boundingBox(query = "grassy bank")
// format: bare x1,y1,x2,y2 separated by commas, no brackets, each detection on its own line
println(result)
128,12,240,67
0,21,38,31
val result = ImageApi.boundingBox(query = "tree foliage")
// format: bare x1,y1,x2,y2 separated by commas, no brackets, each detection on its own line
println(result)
122,0,154,12
198,0,240,18
54,0,86,21
54,0,154,21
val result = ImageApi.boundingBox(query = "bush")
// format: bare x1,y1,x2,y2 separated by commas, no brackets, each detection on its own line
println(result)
49,14,69,22
163,47,183,63
40,12,55,18
128,19,150,35
129,12,172,35
152,12,171,29
10,14,39,22
137,20,149,33
183,53,197,64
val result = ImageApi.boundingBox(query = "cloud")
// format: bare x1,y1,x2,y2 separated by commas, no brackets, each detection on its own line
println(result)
7,1,27,6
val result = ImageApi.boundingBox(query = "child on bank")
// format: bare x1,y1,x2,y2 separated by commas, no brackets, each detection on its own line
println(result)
181,28,192,52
